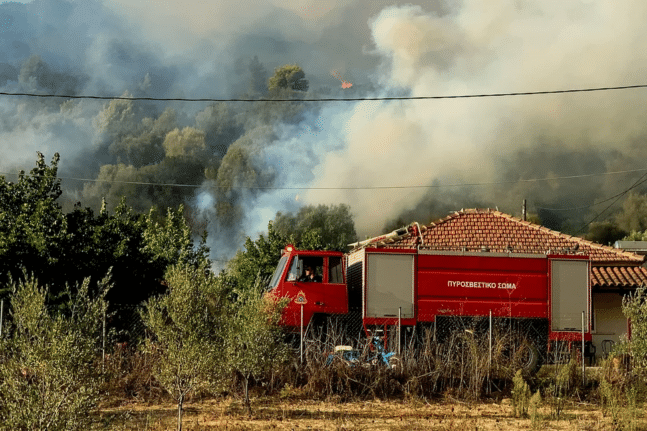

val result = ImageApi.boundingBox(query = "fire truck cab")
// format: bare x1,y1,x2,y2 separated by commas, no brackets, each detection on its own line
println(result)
267,245,347,329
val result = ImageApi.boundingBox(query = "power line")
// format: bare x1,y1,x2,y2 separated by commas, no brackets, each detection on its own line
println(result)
2,167,646,190
536,178,647,212
1,83,647,103
575,172,647,234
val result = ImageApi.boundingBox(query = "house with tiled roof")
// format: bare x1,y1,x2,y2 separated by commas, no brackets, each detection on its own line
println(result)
373,208,647,359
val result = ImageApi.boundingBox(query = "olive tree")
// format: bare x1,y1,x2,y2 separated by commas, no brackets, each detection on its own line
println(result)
226,279,289,415
142,262,227,431
622,287,647,370
0,272,110,431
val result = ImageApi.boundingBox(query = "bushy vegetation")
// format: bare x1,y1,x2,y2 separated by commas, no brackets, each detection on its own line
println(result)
0,153,209,305
4,154,647,430
3,272,647,430
0,272,109,430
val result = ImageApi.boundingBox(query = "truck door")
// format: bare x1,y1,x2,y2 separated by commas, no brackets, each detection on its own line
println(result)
324,256,348,314
365,252,415,318
285,255,327,313
550,258,590,332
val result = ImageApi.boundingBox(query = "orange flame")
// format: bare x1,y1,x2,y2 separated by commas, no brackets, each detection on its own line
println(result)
331,70,353,89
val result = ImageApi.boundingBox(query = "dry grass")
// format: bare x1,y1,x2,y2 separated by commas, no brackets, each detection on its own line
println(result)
97,396,641,430
291,323,540,402
95,327,647,430
100,344,166,405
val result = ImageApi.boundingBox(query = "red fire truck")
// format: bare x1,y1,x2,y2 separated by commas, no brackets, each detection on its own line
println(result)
267,226,592,367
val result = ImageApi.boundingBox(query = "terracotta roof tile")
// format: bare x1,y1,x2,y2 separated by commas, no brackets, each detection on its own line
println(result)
377,208,644,264
592,266,647,287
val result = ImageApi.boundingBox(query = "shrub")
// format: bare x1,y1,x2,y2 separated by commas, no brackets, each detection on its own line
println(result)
547,356,581,419
623,287,647,371
0,273,109,431
529,390,542,428
512,369,531,417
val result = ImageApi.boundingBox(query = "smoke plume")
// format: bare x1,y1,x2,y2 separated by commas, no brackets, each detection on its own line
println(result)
1,0,647,262
304,2,647,234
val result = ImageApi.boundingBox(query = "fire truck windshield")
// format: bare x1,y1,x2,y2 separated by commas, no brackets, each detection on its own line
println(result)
268,255,288,291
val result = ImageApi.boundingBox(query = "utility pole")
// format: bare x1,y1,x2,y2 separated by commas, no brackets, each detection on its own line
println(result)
522,199,527,221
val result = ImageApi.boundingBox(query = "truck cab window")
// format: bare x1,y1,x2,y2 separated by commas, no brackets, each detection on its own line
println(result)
285,256,302,282
329,256,343,283
288,256,323,283
268,255,288,290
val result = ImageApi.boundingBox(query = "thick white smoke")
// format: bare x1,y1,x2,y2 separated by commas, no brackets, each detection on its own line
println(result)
302,2,647,236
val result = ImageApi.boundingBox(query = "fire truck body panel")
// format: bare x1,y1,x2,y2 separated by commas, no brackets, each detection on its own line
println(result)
416,252,550,322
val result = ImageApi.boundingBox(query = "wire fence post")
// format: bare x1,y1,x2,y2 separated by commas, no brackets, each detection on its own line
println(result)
300,304,304,365
582,311,586,387
0,299,3,338
489,309,492,367
398,307,402,357
489,309,492,394
102,307,106,373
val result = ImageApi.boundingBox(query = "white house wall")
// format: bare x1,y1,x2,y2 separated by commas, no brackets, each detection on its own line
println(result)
592,292,627,359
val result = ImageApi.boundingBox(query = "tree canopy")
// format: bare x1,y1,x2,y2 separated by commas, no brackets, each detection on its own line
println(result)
0,153,209,304
273,204,357,251
222,204,357,293
267,64,309,92
142,262,226,429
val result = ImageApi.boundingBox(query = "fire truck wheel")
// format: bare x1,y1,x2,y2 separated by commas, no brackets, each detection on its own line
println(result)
517,342,540,375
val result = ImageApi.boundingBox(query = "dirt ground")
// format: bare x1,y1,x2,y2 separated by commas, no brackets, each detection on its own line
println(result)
98,396,644,430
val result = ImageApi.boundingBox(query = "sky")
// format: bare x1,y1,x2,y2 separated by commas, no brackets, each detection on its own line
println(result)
1,0,647,257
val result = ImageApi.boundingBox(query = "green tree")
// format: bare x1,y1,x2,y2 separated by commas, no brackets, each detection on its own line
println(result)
622,287,647,371
194,103,242,157
142,205,210,271
273,204,358,251
74,199,210,305
108,108,176,168
19,54,80,94
216,139,262,192
224,221,289,292
267,64,308,92
585,221,627,246
163,127,207,159
624,230,647,241
0,272,110,431
0,153,210,305
66,197,156,305
616,192,647,233
95,91,143,141
0,152,67,292
142,262,227,431
213,132,275,227
226,280,288,415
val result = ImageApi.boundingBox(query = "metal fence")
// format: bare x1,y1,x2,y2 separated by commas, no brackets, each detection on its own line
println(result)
107,304,148,344
0,299,146,351
0,296,593,374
